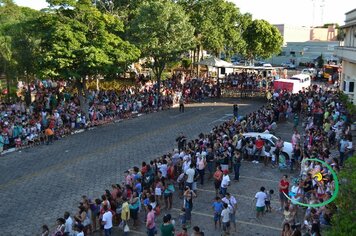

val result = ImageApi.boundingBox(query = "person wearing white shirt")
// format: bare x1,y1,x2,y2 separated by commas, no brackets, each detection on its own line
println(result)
221,203,231,235
185,164,195,190
101,205,113,236
220,170,230,197
64,212,73,236
222,193,237,232
255,187,267,218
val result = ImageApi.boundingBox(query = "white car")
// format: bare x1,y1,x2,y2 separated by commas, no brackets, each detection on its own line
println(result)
301,68,316,77
282,62,296,69
241,132,293,160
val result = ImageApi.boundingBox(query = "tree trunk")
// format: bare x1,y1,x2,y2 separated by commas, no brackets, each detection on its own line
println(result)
3,61,10,103
196,45,201,77
190,50,194,76
25,74,31,106
76,77,90,120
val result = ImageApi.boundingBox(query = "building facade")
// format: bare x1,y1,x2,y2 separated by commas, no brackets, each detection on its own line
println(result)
267,41,339,66
267,24,340,66
335,8,356,104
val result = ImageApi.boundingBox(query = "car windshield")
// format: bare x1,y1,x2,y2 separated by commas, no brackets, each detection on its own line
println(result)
271,136,278,144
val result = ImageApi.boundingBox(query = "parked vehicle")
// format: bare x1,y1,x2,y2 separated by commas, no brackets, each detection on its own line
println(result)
241,132,293,160
273,74,311,94
301,68,317,79
281,62,296,69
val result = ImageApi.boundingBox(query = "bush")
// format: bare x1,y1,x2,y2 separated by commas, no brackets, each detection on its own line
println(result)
326,157,356,236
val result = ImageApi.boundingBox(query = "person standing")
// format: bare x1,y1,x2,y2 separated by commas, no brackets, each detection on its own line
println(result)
212,196,223,229
160,215,175,236
183,185,196,227
232,150,242,181
101,205,113,236
197,153,207,185
179,96,185,112
176,132,187,152
63,212,73,236
255,187,267,219
146,205,156,236
121,197,130,231
253,135,264,163
220,170,230,197
0,132,4,154
221,203,231,235
185,163,195,190
339,135,348,166
206,147,215,180
279,175,290,211
233,104,239,118
222,193,237,232
213,166,223,196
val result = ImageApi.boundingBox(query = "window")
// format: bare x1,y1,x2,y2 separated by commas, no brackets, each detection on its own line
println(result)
343,81,346,91
350,82,354,92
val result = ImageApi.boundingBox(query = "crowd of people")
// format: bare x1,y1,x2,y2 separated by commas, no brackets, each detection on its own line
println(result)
37,82,354,236
251,85,354,236
0,75,223,154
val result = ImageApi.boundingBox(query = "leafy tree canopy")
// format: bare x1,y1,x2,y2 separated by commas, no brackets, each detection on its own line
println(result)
178,0,247,57
242,19,283,60
38,0,140,79
128,0,194,82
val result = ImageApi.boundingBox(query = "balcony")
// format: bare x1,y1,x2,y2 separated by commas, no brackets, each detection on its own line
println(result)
335,46,356,63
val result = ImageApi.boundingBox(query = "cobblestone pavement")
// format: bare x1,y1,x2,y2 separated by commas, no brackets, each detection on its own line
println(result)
0,98,270,236
95,117,300,236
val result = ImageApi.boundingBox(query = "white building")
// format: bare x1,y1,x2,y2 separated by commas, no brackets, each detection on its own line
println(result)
335,8,356,104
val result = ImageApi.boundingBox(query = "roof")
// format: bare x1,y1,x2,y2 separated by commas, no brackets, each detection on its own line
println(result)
242,132,275,138
345,8,356,15
196,57,233,67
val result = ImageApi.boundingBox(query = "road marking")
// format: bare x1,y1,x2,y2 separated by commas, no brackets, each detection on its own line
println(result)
209,114,234,125
129,229,146,235
240,175,279,183
196,188,279,203
172,208,281,231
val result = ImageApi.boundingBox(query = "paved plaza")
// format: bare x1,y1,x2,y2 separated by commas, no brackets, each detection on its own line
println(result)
0,98,298,236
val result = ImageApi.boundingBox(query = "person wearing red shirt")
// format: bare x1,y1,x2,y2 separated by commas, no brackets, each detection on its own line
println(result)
279,175,290,211
253,136,265,163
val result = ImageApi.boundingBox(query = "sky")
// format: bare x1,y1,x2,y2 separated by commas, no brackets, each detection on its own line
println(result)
14,0,356,27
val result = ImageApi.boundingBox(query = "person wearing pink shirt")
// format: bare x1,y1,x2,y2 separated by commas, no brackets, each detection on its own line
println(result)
146,205,156,236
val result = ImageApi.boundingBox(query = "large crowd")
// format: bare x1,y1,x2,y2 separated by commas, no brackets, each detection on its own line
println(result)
33,82,354,236
0,75,222,154
1,76,354,236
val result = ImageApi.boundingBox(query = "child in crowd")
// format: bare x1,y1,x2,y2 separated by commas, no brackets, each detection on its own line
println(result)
179,207,187,228
212,196,223,229
265,189,274,212
271,151,277,168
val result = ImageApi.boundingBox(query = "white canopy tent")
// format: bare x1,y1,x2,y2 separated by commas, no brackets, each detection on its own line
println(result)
196,57,234,78
196,57,234,67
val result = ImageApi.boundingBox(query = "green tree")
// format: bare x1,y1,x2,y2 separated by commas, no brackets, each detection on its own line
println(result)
128,0,194,102
326,157,356,236
0,0,40,102
178,0,246,57
242,19,283,61
37,0,140,115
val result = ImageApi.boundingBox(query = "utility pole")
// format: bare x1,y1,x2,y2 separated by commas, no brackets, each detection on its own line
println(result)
320,0,325,26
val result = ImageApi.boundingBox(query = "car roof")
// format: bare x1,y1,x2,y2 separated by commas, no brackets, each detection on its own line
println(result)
242,132,275,138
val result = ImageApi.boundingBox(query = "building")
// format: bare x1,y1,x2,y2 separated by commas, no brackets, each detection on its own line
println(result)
275,24,338,46
267,41,339,66
335,8,356,104
275,25,311,46
267,24,340,66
